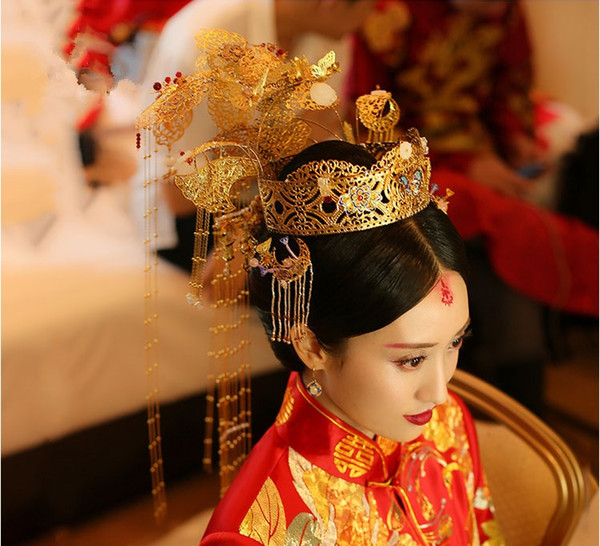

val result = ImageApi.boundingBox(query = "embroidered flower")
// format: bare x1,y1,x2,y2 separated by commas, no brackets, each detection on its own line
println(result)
338,185,382,214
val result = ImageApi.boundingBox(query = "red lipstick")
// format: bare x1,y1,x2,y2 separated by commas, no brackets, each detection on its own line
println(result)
404,409,433,426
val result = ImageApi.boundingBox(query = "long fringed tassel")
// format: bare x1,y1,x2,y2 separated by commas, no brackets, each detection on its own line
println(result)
187,207,211,307
205,249,252,497
270,264,313,344
142,128,167,524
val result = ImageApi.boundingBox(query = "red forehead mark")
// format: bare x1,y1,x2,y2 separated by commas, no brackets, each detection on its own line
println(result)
439,277,454,306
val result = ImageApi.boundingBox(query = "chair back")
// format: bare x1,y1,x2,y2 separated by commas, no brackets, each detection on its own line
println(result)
449,369,587,546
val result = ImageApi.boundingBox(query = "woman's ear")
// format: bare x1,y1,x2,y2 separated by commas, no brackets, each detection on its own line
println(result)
291,325,330,371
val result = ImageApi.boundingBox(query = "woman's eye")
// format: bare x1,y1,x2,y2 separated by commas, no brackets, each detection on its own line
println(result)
396,356,425,369
451,328,472,350
451,336,464,349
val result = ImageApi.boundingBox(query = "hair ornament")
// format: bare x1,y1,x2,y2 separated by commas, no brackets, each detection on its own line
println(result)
136,29,451,499
249,236,313,344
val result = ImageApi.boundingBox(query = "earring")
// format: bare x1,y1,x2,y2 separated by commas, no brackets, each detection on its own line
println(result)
307,368,323,398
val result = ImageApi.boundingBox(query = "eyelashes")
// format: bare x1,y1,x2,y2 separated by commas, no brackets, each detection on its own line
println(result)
393,327,472,370
451,326,473,350
397,356,425,369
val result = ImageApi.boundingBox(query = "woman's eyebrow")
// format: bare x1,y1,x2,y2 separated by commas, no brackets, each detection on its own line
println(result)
383,341,436,349
383,318,471,349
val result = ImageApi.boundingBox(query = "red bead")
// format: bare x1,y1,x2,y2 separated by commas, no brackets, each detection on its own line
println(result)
153,82,161,91
165,76,171,83
175,71,182,78
323,196,333,204
180,151,185,156
276,48,284,56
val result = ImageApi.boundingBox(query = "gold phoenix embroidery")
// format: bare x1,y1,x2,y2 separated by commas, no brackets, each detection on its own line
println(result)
288,448,400,545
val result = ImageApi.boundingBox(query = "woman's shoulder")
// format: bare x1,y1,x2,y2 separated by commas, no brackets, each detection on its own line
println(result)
202,425,290,538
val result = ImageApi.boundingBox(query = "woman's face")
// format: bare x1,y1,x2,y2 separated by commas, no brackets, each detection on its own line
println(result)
311,270,469,443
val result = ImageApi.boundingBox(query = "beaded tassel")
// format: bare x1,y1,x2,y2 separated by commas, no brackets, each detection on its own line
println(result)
142,128,167,523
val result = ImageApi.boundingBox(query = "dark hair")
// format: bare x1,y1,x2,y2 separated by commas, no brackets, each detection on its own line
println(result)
249,141,468,371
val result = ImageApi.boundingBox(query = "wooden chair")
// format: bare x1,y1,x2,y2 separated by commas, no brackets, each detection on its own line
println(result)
450,369,591,546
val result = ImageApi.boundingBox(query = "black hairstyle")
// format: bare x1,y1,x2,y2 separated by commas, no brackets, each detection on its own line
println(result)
249,140,468,371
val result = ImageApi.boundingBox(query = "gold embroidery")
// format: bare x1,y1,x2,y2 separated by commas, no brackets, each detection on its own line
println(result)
285,513,321,545
296,376,390,477
481,520,506,546
392,14,505,154
239,477,287,545
288,448,393,545
397,534,420,546
376,436,399,457
362,2,411,56
275,387,294,427
385,493,407,531
333,435,376,478
422,397,465,453
401,443,456,544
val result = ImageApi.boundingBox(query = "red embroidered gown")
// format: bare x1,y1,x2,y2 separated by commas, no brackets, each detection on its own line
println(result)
201,372,503,545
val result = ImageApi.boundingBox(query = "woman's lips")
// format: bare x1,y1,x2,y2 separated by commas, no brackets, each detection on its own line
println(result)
404,409,433,426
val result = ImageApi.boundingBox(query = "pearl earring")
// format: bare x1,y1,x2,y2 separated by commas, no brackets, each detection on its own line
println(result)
307,368,323,398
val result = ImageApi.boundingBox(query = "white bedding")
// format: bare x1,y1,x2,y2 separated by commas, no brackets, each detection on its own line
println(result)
1,4,280,459
1,189,279,457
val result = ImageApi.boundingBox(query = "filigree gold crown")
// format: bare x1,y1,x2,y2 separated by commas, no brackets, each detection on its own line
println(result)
259,128,432,236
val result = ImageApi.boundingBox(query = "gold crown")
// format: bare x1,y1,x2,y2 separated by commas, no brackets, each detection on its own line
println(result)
259,128,432,236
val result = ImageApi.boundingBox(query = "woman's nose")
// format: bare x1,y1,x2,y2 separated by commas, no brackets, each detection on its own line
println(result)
417,358,450,406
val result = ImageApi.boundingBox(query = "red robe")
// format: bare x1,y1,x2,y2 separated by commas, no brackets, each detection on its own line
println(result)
350,0,534,165
201,372,503,545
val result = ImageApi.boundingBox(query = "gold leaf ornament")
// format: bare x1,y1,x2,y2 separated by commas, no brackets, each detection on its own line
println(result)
239,477,287,545
173,142,260,213
310,50,339,80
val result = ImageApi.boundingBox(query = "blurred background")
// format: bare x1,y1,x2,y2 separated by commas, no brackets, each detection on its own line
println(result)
2,1,598,544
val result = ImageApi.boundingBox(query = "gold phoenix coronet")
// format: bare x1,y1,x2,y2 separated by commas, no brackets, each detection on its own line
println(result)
135,29,452,498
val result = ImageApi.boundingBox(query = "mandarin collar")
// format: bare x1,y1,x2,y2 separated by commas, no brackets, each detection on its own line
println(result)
274,372,405,485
